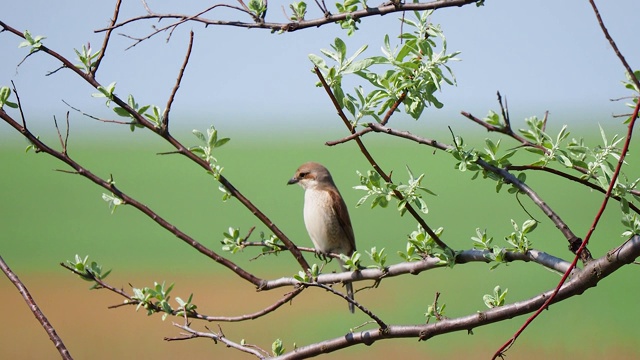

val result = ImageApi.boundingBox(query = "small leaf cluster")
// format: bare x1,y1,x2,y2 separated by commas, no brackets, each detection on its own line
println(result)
260,232,283,254
505,219,536,253
621,70,640,124
248,0,267,19
74,43,100,74
288,1,307,21
191,126,230,179
101,192,123,214
449,134,524,194
0,86,18,109
175,294,198,317
66,254,112,289
483,285,508,308
365,246,387,270
92,81,116,105
449,135,480,172
113,94,162,131
392,166,435,216
354,167,434,216
335,0,360,35
272,339,285,356
18,30,46,54
471,228,507,270
293,263,320,283
399,225,453,266
221,227,244,253
130,281,179,321
425,299,446,323
339,252,361,271
309,11,459,125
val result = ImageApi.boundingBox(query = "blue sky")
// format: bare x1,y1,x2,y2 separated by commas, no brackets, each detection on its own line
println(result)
0,0,638,135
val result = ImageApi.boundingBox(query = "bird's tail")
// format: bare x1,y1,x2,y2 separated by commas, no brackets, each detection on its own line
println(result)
337,257,356,313
346,281,355,313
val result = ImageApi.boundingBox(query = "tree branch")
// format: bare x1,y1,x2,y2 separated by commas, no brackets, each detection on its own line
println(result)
95,0,479,39
1,255,73,360
274,235,640,359
366,122,592,261
0,19,311,273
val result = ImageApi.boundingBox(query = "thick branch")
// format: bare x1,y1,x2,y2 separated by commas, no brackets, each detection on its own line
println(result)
261,248,575,291
275,235,640,359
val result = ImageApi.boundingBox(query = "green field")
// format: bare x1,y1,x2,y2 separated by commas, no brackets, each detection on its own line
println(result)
1,126,638,359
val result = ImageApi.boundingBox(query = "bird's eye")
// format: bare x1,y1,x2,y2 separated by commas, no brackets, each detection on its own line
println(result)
298,172,308,178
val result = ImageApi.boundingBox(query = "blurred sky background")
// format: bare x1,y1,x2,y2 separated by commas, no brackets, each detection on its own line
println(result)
0,0,639,137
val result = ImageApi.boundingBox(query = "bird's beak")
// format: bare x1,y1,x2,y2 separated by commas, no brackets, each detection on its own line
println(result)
287,177,299,185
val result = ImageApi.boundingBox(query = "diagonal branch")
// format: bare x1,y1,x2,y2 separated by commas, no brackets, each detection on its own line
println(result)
1,255,73,360
0,19,310,273
91,0,122,77
0,108,262,287
162,30,194,131
493,61,640,359
366,122,591,261
508,165,640,214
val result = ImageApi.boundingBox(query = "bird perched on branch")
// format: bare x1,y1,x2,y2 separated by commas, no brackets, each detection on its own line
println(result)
288,162,356,313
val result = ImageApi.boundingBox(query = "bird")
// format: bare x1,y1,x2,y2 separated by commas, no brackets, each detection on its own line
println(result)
287,162,356,313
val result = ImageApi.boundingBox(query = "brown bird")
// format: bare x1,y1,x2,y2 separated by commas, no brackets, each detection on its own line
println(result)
288,162,356,313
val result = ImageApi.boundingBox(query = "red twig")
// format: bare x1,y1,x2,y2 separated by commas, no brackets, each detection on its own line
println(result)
492,70,640,360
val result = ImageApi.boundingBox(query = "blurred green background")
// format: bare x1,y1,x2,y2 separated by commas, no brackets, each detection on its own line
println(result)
1,124,638,359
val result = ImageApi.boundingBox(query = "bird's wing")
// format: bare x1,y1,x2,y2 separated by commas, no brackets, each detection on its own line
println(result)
329,189,356,253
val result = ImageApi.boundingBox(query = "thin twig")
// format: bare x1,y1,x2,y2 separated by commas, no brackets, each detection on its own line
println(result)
162,30,194,131
168,323,267,357
92,0,122,77
95,0,477,37
307,282,388,329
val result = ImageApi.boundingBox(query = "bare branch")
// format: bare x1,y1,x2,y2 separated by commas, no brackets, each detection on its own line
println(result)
1,255,73,360
92,0,122,77
588,0,640,91
162,30,194,131
168,323,267,358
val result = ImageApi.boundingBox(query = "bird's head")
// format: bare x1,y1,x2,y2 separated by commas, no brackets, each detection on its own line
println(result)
287,162,334,190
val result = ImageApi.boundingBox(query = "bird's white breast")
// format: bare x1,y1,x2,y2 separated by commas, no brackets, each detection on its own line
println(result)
303,188,349,254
